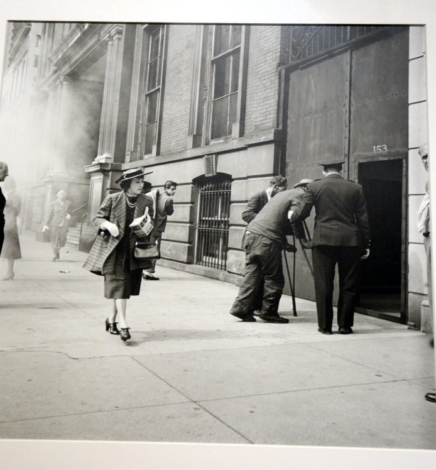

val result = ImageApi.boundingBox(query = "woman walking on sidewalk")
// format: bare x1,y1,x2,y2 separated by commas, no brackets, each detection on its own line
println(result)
1,176,22,280
42,189,71,262
83,168,154,342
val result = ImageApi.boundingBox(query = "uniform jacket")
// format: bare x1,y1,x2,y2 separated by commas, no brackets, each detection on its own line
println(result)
242,190,269,224
148,189,174,236
83,191,154,275
46,199,71,227
297,174,370,248
247,188,306,245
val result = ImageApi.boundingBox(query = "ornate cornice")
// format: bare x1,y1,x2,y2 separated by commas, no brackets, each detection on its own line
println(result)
8,23,31,62
41,23,113,92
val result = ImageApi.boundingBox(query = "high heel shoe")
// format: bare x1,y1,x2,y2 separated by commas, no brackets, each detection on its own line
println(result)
120,328,131,342
105,318,120,335
2,273,14,281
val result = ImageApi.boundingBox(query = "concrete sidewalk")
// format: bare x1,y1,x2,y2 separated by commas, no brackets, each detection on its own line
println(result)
0,234,435,450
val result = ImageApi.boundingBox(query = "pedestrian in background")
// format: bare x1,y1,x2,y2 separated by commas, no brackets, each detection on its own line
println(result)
295,160,370,335
0,162,9,255
83,168,154,342
242,176,288,224
42,189,71,262
143,180,177,281
417,144,435,404
241,175,288,312
1,176,21,280
417,144,432,325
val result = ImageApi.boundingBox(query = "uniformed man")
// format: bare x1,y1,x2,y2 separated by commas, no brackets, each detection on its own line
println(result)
230,184,310,323
295,160,370,335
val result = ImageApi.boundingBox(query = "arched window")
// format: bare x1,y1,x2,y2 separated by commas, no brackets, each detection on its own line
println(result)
194,174,231,270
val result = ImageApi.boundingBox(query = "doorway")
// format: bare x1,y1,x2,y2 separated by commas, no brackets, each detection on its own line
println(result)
356,159,406,322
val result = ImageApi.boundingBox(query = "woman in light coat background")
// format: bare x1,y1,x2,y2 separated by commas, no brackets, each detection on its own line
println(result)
1,176,22,280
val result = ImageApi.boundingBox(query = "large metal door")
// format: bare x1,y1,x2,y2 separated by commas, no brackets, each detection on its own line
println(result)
284,27,409,321
285,52,350,301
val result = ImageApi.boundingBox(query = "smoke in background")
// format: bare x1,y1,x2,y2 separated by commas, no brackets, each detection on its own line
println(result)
0,24,106,226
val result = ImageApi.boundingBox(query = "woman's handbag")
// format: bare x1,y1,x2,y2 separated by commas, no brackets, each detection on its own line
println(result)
134,241,160,260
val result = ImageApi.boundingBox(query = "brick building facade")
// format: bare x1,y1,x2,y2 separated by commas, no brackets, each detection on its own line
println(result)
0,22,430,331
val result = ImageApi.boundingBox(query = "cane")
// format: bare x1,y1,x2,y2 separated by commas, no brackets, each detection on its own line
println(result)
299,239,314,277
284,248,297,317
301,220,314,278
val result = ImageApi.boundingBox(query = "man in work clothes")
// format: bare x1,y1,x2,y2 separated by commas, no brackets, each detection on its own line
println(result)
296,161,370,335
241,175,288,312
143,180,177,280
230,183,311,323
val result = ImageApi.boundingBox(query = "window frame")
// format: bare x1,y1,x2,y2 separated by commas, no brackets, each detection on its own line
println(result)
137,24,167,158
204,25,249,145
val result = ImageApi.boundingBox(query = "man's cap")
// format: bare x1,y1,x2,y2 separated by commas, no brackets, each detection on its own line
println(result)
318,160,345,168
293,178,314,188
115,168,153,184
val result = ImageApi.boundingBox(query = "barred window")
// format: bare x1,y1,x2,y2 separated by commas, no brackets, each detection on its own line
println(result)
289,25,389,64
195,176,231,270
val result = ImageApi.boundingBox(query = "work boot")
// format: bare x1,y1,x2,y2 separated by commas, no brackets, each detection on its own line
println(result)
259,313,289,323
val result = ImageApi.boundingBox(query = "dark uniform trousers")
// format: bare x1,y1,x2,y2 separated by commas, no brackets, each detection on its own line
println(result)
312,245,362,331
231,232,284,316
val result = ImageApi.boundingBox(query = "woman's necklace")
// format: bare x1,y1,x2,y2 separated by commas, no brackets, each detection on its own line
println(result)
126,194,137,209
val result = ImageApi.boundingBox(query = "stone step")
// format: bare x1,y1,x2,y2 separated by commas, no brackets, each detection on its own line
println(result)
67,226,96,246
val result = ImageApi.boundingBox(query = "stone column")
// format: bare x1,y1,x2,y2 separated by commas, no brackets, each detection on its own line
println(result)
84,161,122,222
37,77,71,240
96,26,124,162
48,76,70,178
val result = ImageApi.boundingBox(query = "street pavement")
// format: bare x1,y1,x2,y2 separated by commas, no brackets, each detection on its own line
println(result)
0,234,436,461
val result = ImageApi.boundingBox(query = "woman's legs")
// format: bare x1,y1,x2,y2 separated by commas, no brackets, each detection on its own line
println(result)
2,259,14,280
109,300,118,323
115,299,128,328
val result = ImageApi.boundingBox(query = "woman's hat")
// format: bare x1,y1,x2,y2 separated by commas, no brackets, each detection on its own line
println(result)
115,168,153,184
293,178,313,188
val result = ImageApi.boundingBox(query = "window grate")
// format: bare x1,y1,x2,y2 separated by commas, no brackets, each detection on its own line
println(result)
195,179,231,270
290,25,389,64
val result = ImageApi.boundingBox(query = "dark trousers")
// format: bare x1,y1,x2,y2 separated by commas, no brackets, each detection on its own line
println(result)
312,245,362,331
144,235,161,274
231,232,284,316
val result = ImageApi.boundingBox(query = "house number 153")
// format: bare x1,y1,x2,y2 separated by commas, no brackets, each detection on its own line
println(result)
373,144,388,153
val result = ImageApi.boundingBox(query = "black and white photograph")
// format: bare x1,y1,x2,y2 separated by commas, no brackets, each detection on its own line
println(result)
0,1,436,469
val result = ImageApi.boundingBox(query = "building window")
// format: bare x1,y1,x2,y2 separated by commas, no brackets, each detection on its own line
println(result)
209,25,248,141
140,25,166,157
195,175,231,270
